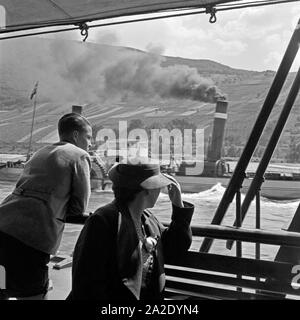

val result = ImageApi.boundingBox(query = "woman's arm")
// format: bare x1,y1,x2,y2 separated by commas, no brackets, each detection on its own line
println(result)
158,173,194,259
160,201,194,261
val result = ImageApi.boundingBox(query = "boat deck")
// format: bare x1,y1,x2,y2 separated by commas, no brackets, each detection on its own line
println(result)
47,261,72,300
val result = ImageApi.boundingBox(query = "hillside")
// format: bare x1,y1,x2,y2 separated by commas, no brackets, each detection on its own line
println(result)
0,37,299,161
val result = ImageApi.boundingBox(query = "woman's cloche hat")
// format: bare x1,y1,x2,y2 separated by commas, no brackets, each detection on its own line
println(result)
108,157,171,190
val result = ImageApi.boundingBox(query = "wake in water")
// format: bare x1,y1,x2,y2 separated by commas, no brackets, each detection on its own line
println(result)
182,183,226,200
176,182,300,206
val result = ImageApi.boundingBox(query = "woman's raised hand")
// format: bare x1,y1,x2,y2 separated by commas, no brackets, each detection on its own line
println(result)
162,173,184,208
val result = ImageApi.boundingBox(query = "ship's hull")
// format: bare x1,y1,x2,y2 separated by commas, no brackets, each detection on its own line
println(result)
176,175,300,200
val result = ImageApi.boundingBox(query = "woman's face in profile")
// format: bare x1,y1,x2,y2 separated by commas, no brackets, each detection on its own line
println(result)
146,188,161,208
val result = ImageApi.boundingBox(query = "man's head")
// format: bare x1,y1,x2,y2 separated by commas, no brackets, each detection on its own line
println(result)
58,113,92,151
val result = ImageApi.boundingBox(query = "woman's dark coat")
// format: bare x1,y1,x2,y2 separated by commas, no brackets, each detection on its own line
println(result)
67,199,194,300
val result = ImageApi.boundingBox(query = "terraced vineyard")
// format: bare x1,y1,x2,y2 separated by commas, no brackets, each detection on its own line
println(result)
0,37,299,160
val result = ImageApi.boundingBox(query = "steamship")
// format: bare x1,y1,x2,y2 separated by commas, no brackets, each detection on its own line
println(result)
174,100,300,200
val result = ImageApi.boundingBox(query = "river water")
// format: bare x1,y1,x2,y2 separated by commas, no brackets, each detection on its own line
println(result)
0,181,299,261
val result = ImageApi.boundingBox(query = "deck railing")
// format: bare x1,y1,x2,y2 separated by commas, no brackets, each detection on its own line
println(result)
66,215,300,248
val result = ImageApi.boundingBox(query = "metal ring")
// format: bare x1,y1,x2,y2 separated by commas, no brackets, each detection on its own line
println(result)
78,22,89,42
209,12,217,23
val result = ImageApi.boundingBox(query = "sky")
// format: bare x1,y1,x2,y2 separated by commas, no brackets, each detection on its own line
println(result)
45,0,300,72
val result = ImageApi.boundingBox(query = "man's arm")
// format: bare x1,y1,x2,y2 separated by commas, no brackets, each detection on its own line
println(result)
67,154,91,217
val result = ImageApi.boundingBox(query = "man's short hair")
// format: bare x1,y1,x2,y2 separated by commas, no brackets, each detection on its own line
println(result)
58,113,91,138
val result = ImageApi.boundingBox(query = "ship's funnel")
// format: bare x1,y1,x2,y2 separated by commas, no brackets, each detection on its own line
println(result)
72,105,83,114
207,100,228,162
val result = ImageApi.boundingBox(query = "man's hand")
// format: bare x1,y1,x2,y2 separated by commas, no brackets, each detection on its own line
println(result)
162,173,184,208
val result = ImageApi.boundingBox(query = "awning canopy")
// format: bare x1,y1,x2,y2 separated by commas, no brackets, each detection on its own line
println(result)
0,0,242,34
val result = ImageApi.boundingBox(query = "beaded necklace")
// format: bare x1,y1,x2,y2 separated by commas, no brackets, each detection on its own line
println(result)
130,212,156,290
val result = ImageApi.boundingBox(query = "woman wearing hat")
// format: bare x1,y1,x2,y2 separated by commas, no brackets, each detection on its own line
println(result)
67,158,194,300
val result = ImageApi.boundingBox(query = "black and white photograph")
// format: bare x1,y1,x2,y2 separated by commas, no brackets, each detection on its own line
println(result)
0,0,300,316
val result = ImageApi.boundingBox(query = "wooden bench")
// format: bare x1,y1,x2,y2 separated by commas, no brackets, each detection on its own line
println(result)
164,224,300,300
165,251,300,300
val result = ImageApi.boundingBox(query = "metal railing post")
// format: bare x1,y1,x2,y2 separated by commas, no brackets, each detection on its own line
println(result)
236,188,242,291
255,187,261,261
255,187,261,286
236,189,242,257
